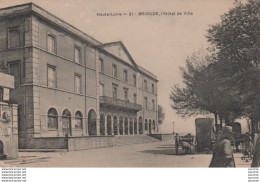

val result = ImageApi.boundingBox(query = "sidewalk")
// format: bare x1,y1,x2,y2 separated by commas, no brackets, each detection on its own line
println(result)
0,140,252,167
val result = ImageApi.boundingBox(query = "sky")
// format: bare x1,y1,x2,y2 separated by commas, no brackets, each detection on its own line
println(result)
0,0,241,134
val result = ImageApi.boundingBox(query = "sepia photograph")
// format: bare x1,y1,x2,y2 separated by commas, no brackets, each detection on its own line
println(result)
0,0,259,177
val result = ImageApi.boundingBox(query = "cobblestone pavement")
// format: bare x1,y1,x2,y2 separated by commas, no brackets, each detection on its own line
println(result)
0,140,252,168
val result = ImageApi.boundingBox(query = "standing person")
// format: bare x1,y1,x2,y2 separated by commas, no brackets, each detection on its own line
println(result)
209,126,235,167
175,133,180,155
251,133,260,167
243,132,253,159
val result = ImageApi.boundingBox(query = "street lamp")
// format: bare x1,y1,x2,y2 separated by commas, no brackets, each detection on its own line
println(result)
173,121,175,134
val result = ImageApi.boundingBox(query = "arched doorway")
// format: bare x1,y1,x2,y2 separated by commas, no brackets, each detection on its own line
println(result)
100,113,105,135
129,117,133,135
88,109,97,135
149,120,152,134
145,119,148,131
107,115,112,135
124,116,129,135
119,116,123,135
134,118,137,134
113,115,118,135
139,116,143,134
62,109,72,136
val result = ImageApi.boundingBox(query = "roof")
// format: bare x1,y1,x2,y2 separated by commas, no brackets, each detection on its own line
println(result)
137,65,157,81
100,41,158,81
99,41,138,68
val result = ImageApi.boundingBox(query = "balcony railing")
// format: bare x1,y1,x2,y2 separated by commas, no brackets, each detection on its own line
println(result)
100,96,142,111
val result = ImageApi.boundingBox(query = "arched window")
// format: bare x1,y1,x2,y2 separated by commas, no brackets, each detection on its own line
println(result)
48,108,58,129
88,109,97,135
134,118,137,134
119,116,124,135
75,111,83,129
139,116,143,134
129,117,133,135
124,116,128,135
107,115,112,135
113,115,118,135
145,119,148,131
149,120,152,134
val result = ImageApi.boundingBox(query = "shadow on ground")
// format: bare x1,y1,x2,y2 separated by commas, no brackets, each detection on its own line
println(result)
140,148,176,155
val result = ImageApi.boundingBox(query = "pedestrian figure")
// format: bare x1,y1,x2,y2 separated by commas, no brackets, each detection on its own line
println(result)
243,133,253,160
175,133,179,155
251,133,260,167
209,126,235,167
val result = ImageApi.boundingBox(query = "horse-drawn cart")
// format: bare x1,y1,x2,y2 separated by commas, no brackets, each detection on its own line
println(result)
176,133,196,154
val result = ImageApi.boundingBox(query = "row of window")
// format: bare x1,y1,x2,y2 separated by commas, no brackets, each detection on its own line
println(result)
8,28,155,98
144,119,156,131
48,64,156,110
100,83,155,110
100,59,155,93
47,34,82,64
7,28,156,94
48,108,83,130
47,64,82,93
144,97,156,111
100,59,137,85
7,28,82,64
47,107,156,132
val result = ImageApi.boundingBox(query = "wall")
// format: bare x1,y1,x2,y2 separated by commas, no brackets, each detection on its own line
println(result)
29,15,98,141
0,5,159,150
0,103,18,158
68,136,114,151
99,52,138,102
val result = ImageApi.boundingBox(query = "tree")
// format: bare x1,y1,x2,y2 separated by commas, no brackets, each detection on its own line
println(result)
170,0,260,135
158,105,165,124
207,0,260,136
170,50,244,129
170,51,222,124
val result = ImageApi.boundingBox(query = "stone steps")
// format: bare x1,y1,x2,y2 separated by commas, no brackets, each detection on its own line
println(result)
114,135,160,146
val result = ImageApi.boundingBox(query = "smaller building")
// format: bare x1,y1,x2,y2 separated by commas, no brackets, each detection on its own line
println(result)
0,71,18,158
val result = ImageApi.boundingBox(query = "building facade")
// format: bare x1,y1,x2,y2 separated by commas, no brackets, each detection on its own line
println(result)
0,3,158,149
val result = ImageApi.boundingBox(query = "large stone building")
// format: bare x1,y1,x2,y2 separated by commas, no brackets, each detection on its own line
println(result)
0,3,158,150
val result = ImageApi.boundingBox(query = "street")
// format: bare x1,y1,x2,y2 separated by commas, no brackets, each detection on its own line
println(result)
0,140,251,168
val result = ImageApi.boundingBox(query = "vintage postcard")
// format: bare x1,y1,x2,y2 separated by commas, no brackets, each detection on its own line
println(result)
0,0,258,181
